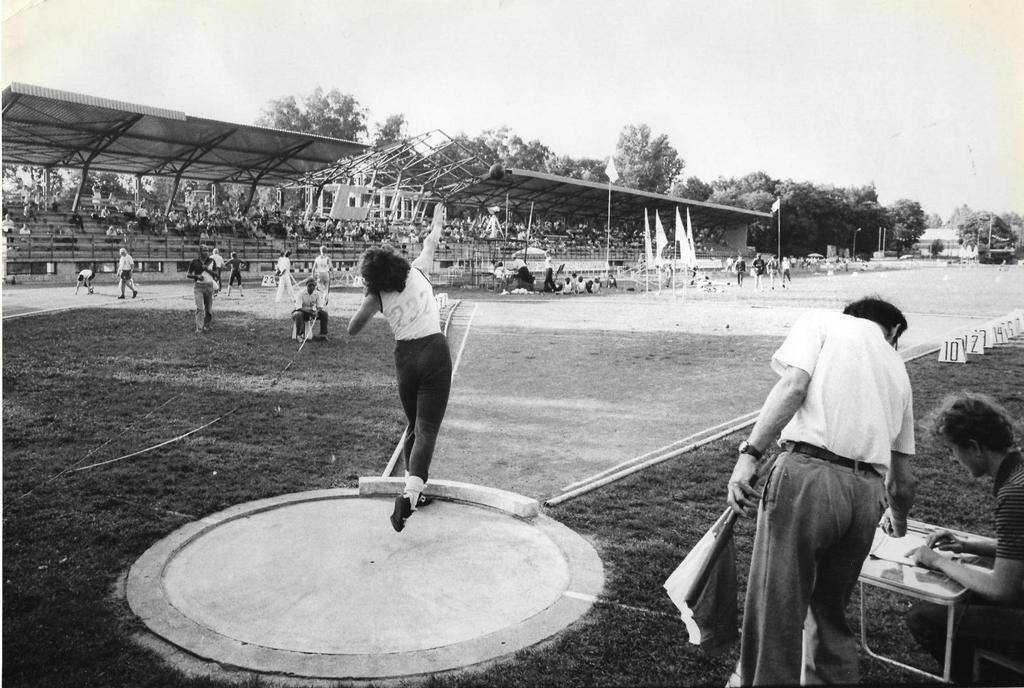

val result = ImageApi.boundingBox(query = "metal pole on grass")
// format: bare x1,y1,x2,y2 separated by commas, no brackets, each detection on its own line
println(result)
606,181,612,280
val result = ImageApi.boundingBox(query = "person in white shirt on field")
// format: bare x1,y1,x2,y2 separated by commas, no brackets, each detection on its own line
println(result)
292,278,329,340
274,250,296,303
312,245,334,302
348,203,451,533
76,265,95,295
116,247,138,299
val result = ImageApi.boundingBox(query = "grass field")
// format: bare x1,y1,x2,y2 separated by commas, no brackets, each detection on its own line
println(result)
2,271,1023,687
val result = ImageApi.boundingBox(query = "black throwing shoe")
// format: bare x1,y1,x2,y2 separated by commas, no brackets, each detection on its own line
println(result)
416,494,433,508
390,495,412,532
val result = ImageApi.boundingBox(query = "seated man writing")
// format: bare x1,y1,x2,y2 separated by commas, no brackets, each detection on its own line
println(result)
907,392,1024,682
292,278,328,340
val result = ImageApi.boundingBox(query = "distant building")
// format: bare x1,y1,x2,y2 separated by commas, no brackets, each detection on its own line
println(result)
914,226,964,258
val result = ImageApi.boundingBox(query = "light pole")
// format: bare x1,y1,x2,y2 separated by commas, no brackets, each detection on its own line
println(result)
853,227,862,261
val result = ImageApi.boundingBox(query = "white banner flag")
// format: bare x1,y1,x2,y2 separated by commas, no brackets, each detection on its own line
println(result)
654,211,668,266
605,157,619,183
686,208,698,265
643,209,654,266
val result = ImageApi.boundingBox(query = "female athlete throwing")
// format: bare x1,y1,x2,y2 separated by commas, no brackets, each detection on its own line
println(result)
348,204,451,532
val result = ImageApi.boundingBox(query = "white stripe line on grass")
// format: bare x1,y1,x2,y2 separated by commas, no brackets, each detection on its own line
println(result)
450,302,477,382
564,591,676,619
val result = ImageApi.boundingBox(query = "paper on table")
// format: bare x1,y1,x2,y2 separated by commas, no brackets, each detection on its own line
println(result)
868,530,919,566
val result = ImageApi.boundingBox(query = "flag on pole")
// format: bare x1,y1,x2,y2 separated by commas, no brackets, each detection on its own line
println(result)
605,157,619,183
654,211,668,266
771,197,781,213
643,209,654,267
686,208,698,265
676,208,694,268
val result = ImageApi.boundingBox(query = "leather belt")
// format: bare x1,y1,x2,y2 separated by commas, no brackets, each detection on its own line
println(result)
786,441,879,476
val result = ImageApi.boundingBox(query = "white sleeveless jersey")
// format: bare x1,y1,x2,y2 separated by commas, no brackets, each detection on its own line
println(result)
313,254,332,272
380,268,440,341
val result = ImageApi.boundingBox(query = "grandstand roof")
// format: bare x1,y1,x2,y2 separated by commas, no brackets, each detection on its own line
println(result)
302,131,770,229
1,82,367,187
449,167,771,228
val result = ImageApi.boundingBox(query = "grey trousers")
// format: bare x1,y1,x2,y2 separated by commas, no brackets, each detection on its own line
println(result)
740,450,886,685
194,283,214,331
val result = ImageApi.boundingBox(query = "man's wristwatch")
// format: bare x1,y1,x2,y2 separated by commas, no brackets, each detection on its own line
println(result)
738,440,763,461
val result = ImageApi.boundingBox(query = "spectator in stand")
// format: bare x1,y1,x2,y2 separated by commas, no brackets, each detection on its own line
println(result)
2,213,15,233
136,204,149,232
70,211,84,232
19,224,31,236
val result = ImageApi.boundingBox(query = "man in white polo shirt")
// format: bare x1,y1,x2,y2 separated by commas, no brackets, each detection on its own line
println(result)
727,296,917,685
116,247,138,299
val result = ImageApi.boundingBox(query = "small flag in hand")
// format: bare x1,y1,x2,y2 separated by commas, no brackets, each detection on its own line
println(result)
664,506,740,655
605,157,619,183
771,197,781,213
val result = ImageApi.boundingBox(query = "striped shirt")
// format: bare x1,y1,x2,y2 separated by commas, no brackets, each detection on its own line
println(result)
994,450,1024,563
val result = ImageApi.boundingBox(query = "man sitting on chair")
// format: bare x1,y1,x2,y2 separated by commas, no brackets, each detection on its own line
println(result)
292,278,328,340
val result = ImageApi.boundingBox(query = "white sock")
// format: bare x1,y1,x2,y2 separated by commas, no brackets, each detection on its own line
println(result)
404,476,425,511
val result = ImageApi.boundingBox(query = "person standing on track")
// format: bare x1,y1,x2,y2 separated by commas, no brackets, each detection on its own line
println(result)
226,251,245,297
312,245,334,303
752,253,767,291
187,245,217,333
348,202,452,533
781,255,793,288
210,247,225,293
274,250,296,303
116,247,138,299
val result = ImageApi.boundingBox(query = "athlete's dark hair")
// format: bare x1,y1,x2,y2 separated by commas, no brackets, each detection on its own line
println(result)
927,392,1017,451
843,296,908,343
359,247,409,294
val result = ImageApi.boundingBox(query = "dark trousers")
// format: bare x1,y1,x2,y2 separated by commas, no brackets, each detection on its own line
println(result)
394,333,452,482
543,268,556,292
293,309,328,335
907,600,1024,683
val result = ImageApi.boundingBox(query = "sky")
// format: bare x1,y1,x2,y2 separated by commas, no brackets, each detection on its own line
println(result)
2,0,1022,220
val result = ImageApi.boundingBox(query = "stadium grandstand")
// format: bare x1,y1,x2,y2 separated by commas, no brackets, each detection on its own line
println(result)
3,82,768,286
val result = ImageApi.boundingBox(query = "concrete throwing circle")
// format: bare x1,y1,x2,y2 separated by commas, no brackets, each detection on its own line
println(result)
127,484,603,680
